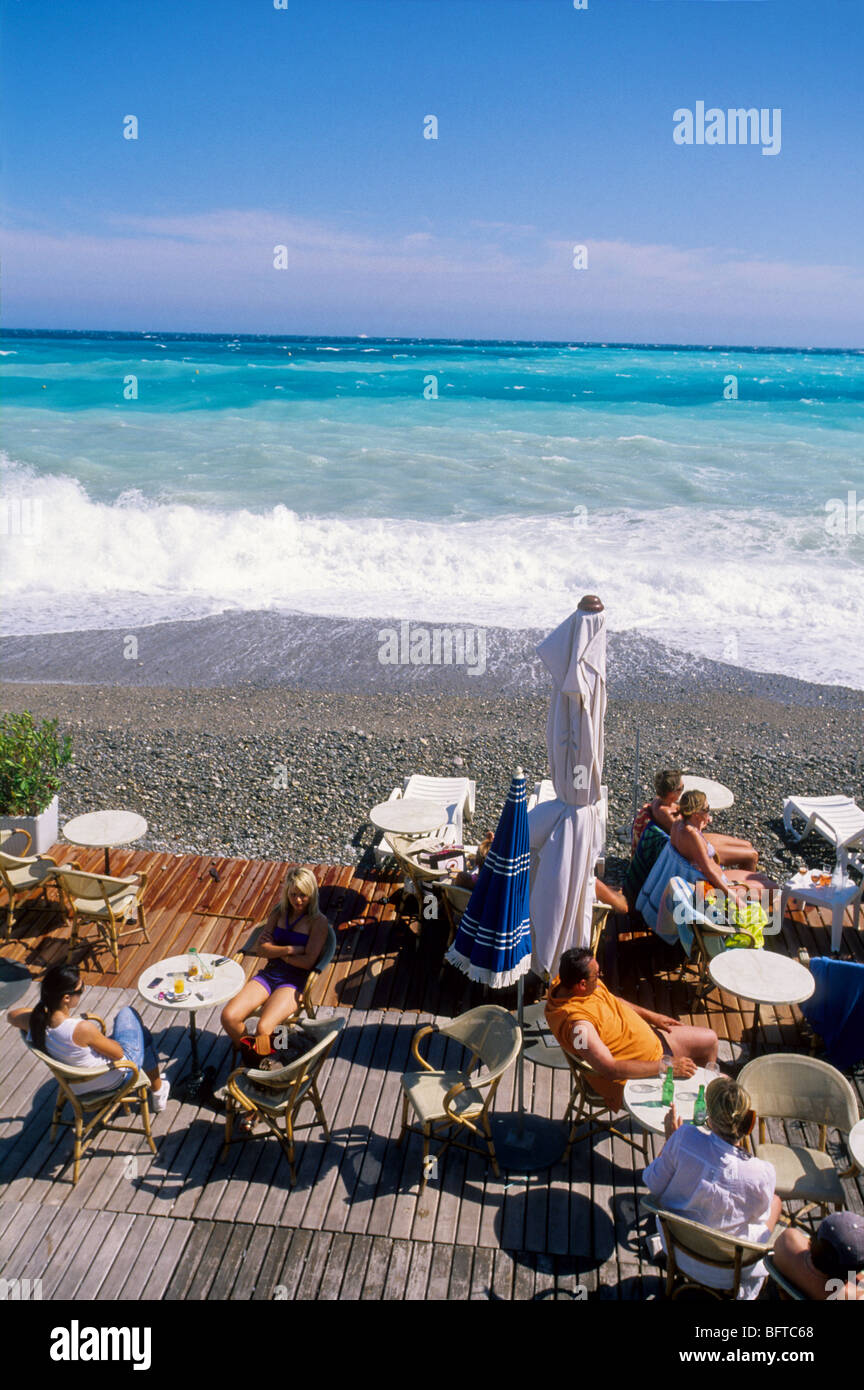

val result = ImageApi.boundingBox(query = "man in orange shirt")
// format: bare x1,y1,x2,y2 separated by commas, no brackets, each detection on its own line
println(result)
545,948,718,1111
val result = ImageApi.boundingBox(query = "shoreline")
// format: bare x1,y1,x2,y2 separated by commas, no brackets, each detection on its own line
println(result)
1,609,861,707
3,671,861,878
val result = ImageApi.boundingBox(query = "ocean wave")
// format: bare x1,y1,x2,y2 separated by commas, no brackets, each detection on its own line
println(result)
1,456,861,687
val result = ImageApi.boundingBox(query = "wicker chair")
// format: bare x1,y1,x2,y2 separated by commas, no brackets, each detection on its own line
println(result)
0,838,58,940
398,1004,521,1190
738,1054,860,1223
54,865,149,971
641,1196,779,1300
220,1016,345,1184
24,1017,156,1186
562,1050,647,1160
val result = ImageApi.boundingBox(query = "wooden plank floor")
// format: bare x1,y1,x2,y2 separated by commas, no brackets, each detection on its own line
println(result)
1,847,863,1299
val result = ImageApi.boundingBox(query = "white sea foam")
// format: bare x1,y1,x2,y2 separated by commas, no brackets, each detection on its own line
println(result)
1,456,860,687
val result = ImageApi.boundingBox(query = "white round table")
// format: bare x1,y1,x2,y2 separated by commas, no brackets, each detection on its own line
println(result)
708,948,815,1054
848,1119,864,1173
63,809,148,875
369,798,450,839
624,1067,719,1136
680,776,734,811
138,953,245,1099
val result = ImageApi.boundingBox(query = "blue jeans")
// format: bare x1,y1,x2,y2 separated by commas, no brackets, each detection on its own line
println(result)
111,1006,158,1074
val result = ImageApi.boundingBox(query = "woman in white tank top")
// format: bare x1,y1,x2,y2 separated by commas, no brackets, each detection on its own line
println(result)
9,964,170,1110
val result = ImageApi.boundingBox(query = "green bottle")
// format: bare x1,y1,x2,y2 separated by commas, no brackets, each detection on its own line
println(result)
661,1064,674,1107
693,1083,707,1127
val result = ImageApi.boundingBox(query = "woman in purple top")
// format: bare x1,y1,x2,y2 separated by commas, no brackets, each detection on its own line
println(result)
221,866,328,1055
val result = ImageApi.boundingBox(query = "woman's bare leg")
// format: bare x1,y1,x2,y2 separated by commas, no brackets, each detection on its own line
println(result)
221,979,270,1045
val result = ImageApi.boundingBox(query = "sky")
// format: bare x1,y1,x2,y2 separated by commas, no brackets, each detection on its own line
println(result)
1,0,862,345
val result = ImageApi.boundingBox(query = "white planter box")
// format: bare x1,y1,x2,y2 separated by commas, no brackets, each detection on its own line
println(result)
0,794,59,856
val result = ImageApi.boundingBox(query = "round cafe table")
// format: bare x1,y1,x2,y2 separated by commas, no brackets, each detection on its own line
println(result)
623,1067,719,1136
680,775,734,812
138,953,245,1101
369,798,450,840
708,948,815,1056
63,809,148,875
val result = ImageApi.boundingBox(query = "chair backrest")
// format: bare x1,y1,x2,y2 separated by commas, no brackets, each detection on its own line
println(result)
311,922,337,976
25,1038,133,1100
440,1005,521,1078
55,868,134,901
0,847,40,872
738,1054,859,1133
641,1197,770,1295
244,1016,345,1095
443,883,472,916
403,774,475,822
763,1254,808,1301
0,828,33,858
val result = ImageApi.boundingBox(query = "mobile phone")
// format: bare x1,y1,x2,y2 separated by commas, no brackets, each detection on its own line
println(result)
148,977,163,988
212,957,230,967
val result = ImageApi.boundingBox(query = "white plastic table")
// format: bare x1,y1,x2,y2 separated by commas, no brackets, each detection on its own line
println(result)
623,1067,719,1136
708,948,815,1054
780,872,863,955
848,1120,864,1173
63,809,148,875
138,953,245,1099
369,798,450,840
680,776,734,811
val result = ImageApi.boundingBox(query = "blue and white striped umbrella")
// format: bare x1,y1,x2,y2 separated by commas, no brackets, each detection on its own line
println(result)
445,769,532,989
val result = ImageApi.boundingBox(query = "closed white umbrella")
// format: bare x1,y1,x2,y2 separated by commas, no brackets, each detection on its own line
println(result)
529,596,607,976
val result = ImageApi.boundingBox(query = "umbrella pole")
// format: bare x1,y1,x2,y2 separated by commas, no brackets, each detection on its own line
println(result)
490,970,568,1172
516,974,525,1129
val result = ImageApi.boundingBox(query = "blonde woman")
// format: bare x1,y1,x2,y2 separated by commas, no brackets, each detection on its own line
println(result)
643,1076,781,1299
221,867,328,1057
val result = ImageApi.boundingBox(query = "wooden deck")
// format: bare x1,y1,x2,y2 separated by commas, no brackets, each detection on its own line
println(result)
1,846,862,1300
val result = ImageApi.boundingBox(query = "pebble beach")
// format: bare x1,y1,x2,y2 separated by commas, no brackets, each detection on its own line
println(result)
3,615,861,885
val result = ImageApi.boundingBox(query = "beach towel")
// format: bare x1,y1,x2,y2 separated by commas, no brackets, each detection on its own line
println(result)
636,841,704,932
800,957,864,1071
623,822,669,909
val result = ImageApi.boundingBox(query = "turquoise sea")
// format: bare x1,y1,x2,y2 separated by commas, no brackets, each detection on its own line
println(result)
1,332,862,686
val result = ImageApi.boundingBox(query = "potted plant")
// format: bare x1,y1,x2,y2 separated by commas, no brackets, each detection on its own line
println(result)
0,711,72,854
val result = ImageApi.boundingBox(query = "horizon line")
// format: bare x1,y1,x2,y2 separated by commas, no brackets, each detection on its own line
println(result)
2,327,862,354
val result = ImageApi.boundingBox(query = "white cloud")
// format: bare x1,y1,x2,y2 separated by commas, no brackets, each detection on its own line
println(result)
2,209,862,342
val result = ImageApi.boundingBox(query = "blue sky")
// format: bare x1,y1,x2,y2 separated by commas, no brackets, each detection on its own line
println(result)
1,0,862,344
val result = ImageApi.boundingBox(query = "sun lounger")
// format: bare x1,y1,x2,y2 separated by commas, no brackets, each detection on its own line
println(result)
372,775,475,866
782,795,864,872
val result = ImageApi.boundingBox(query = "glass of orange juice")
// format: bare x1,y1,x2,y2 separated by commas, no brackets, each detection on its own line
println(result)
174,975,186,996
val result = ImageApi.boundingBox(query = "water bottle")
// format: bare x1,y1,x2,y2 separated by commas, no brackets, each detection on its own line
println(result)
692,1083,707,1127
187,946,200,980
661,1063,674,1107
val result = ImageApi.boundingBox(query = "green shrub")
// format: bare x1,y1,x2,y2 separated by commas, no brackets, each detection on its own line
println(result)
0,711,73,816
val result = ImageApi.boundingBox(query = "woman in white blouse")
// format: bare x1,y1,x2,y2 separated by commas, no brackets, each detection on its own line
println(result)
643,1075,780,1299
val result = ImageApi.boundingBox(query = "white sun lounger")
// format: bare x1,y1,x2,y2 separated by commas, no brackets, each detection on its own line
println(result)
372,775,475,866
783,795,864,871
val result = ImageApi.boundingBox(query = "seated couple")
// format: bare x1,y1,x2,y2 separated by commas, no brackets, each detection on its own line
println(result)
631,768,759,868
545,948,718,1111
632,782,776,934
